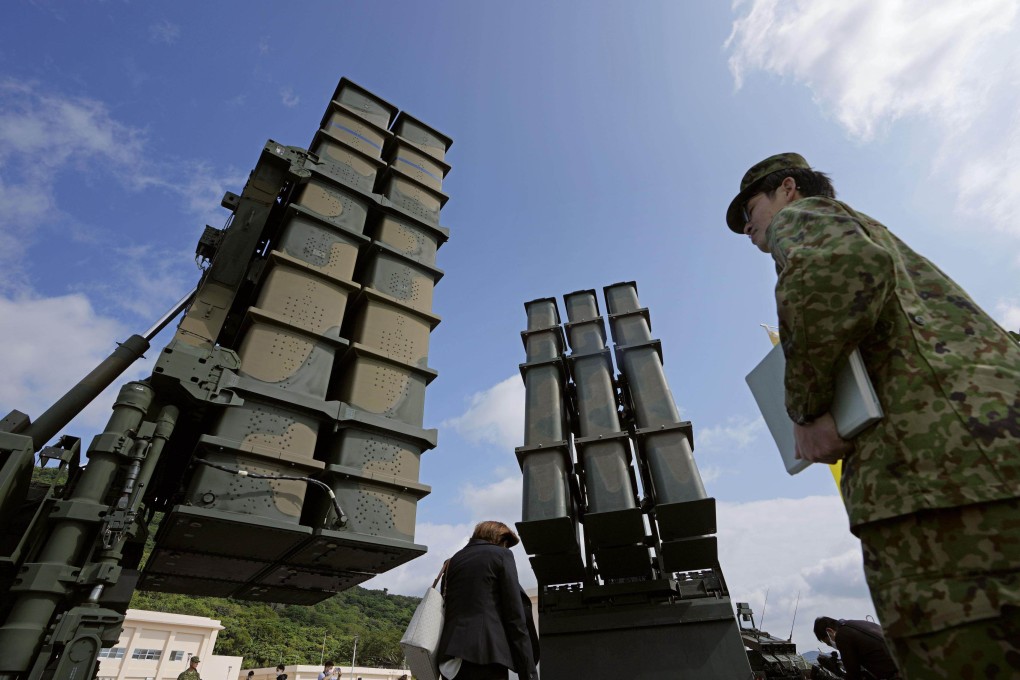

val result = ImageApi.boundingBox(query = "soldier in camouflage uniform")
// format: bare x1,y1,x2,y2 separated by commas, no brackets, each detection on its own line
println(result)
177,656,202,680
726,153,1020,679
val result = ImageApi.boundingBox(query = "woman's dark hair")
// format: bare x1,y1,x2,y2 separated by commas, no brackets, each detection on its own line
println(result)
756,168,836,200
813,616,839,643
472,520,520,548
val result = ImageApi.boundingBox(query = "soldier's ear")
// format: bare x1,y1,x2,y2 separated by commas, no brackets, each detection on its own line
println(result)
781,176,798,197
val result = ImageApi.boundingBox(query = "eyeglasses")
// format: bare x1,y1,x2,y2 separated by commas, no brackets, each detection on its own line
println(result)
742,193,764,224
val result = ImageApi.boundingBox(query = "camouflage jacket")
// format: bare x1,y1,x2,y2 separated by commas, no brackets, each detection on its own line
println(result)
767,197,1020,529
177,670,201,680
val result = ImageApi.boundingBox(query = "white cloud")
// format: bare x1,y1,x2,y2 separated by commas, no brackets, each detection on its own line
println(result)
995,299,1020,331
0,293,155,441
696,415,765,453
0,79,240,302
717,495,874,649
281,88,300,108
149,19,181,45
442,375,524,450
461,475,523,521
726,0,1020,236
801,548,870,600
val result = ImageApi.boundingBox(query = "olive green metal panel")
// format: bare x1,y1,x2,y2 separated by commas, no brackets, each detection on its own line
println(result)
0,432,34,532
236,310,347,400
291,173,373,233
319,101,391,158
312,463,429,543
390,111,453,162
210,398,320,460
276,205,370,280
324,423,425,481
148,504,311,563
539,597,752,680
285,528,426,574
378,168,448,226
254,251,357,335
345,287,439,368
357,242,443,314
331,77,399,130
331,343,437,427
184,449,321,524
309,130,385,194
369,209,446,267
385,138,450,192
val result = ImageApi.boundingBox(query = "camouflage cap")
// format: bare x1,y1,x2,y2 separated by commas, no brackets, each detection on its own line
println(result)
726,152,812,233
191,657,201,664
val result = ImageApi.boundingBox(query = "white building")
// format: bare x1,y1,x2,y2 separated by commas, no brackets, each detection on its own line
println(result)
96,609,242,680
242,666,409,680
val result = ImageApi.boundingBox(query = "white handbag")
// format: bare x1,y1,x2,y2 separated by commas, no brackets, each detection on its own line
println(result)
400,560,449,680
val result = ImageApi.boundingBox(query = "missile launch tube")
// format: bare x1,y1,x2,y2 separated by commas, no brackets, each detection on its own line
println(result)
563,290,637,515
604,282,707,504
24,288,195,451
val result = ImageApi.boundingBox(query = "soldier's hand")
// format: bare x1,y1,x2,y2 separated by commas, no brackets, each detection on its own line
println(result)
794,413,853,464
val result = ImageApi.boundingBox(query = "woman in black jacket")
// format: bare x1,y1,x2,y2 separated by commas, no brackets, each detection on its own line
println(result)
437,521,539,680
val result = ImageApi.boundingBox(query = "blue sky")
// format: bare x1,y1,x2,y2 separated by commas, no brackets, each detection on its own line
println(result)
4,0,1020,653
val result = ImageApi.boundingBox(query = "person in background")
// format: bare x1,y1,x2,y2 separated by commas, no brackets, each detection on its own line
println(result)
725,152,1020,678
317,662,335,680
275,664,287,680
176,656,201,680
814,616,899,680
437,521,539,680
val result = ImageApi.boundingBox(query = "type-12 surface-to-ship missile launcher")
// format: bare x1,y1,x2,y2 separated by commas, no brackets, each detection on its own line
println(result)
0,77,451,680
516,283,755,679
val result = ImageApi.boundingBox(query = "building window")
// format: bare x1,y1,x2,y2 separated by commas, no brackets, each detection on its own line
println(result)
97,648,126,659
169,651,188,662
131,649,162,661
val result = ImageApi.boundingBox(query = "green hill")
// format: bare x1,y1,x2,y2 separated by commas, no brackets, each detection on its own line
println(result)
130,586,419,668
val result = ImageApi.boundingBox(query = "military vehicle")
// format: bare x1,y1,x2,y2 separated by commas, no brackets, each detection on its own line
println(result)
736,602,813,679
515,284,755,678
0,77,451,680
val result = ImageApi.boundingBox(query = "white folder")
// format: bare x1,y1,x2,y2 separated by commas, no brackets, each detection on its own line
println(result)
745,343,883,475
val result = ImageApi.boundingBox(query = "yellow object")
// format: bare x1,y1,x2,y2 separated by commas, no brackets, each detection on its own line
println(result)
761,324,843,494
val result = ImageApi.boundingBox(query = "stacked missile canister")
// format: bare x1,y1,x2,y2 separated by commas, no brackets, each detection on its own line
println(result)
142,78,451,604
516,283,751,679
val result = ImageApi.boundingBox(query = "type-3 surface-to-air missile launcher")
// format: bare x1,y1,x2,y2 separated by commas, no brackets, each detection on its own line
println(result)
0,78,452,680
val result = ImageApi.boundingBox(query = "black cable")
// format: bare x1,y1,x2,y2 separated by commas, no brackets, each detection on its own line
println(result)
194,459,347,526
